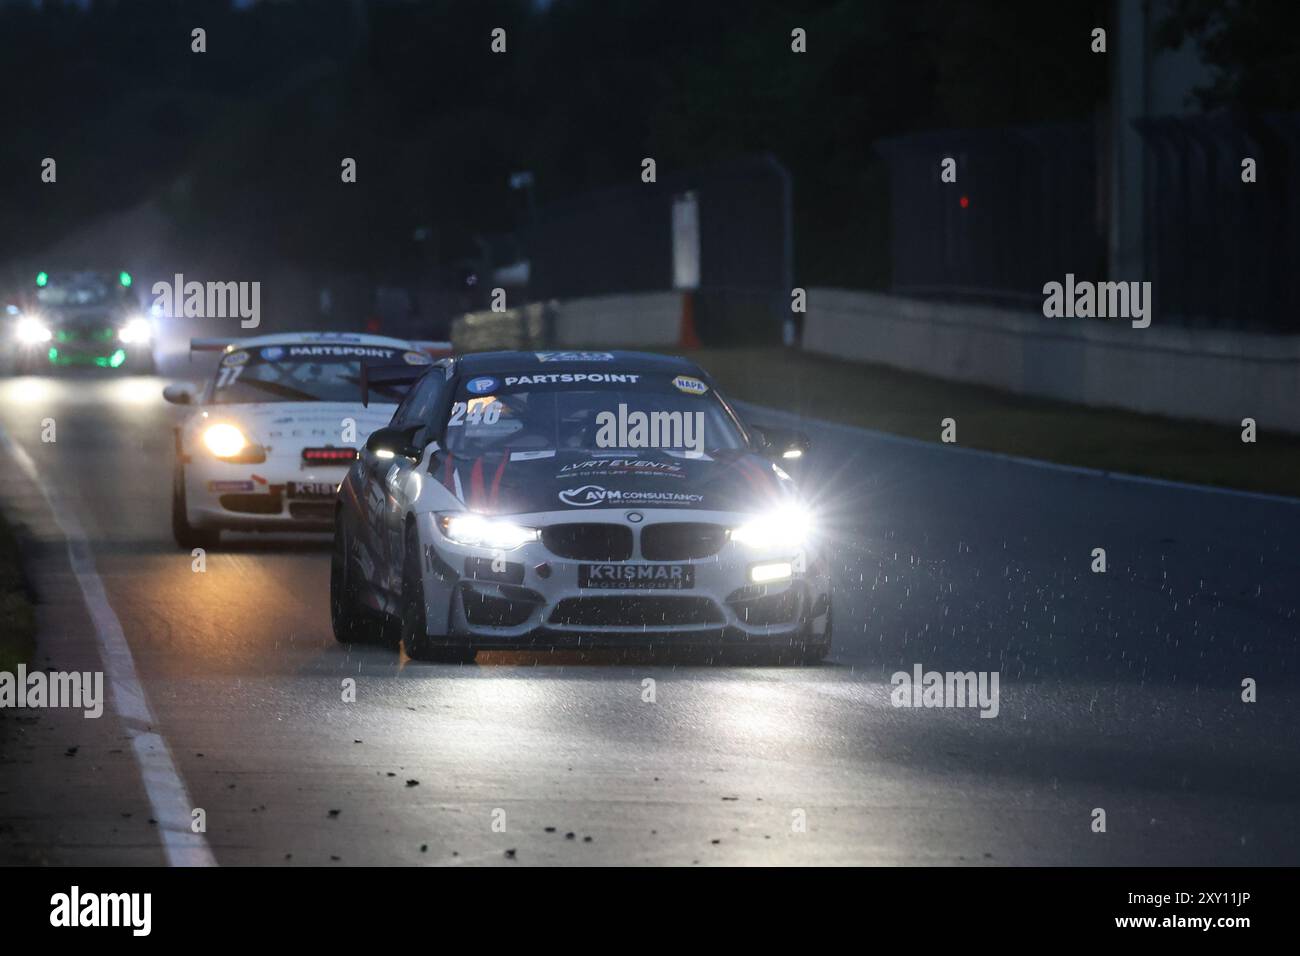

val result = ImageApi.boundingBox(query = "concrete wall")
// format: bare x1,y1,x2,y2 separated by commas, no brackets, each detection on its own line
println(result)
803,288,1300,433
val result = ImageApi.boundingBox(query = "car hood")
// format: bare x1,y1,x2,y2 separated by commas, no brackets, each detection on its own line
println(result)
431,447,792,516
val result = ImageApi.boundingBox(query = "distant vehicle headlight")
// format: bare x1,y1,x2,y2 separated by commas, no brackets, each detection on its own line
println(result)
730,504,813,550
202,423,251,459
15,316,51,344
118,316,152,344
438,513,539,550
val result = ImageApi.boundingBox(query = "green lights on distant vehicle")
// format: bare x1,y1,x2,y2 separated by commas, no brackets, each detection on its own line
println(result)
110,349,126,368
119,271,132,288
48,347,58,362
36,271,49,287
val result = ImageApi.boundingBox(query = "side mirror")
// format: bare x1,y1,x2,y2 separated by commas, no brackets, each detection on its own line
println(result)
751,424,811,462
162,382,197,405
366,425,421,460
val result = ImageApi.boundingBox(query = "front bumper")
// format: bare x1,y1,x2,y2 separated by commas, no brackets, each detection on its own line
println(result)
418,509,832,650
184,457,350,531
13,341,148,369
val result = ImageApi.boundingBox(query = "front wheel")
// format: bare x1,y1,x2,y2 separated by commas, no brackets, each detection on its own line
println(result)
331,513,392,646
399,522,474,663
172,466,220,551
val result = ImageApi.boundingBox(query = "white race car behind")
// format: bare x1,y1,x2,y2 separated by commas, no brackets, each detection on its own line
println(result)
164,332,447,548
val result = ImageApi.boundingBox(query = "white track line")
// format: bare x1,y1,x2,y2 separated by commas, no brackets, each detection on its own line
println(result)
0,425,216,866
736,401,1300,508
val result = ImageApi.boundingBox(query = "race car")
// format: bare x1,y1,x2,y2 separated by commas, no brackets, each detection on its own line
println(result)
164,332,449,549
331,350,832,663
3,270,154,373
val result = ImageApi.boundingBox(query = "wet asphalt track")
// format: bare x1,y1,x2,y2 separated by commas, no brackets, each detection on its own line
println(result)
1,333,1298,865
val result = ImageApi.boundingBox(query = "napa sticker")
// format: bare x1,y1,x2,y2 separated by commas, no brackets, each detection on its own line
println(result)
404,350,433,365
222,350,250,367
672,375,708,396
466,376,499,395
260,346,286,361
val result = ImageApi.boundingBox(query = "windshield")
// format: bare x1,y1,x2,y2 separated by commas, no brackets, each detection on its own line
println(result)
209,343,426,405
442,372,746,457
36,276,122,308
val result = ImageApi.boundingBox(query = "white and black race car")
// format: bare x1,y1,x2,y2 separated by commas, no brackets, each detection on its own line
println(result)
331,350,832,663
164,332,448,548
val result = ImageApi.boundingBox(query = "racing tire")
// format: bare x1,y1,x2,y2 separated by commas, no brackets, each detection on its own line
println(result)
794,598,833,665
330,514,393,646
172,466,220,551
399,522,475,664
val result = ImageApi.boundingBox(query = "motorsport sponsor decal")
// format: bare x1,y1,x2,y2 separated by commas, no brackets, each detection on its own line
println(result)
558,458,684,479
672,375,708,395
222,349,249,366
503,373,640,386
403,350,433,365
207,480,255,493
286,345,397,359
466,375,499,394
535,351,614,362
559,484,704,507
579,563,695,590
260,346,285,361
511,449,556,461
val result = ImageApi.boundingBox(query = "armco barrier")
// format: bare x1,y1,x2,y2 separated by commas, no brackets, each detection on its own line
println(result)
802,289,1300,434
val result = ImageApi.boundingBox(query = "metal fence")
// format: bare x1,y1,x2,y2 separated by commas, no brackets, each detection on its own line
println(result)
878,114,1300,333
1136,112,1300,332
875,123,1104,307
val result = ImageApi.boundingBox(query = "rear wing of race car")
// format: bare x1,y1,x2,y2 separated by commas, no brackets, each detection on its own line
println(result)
191,338,453,358
190,337,232,354
411,340,453,359
359,361,434,408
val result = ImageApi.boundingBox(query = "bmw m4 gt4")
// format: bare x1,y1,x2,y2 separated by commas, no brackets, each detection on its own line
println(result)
331,350,832,663
165,332,448,548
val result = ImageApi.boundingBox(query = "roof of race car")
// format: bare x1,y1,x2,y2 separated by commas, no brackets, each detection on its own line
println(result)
451,350,707,378
222,331,418,350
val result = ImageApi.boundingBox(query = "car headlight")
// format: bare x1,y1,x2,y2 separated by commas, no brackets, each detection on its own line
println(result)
118,316,151,344
202,423,252,459
15,316,51,344
438,513,539,550
730,504,813,550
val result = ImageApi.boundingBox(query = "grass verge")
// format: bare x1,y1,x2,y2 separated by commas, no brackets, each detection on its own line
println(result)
0,512,36,674
687,346,1300,499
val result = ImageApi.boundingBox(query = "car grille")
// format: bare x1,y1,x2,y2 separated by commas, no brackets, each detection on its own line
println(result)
728,586,801,626
548,596,723,628
461,585,541,627
542,523,633,561
55,326,116,343
640,522,728,560
219,494,281,515
288,501,333,521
